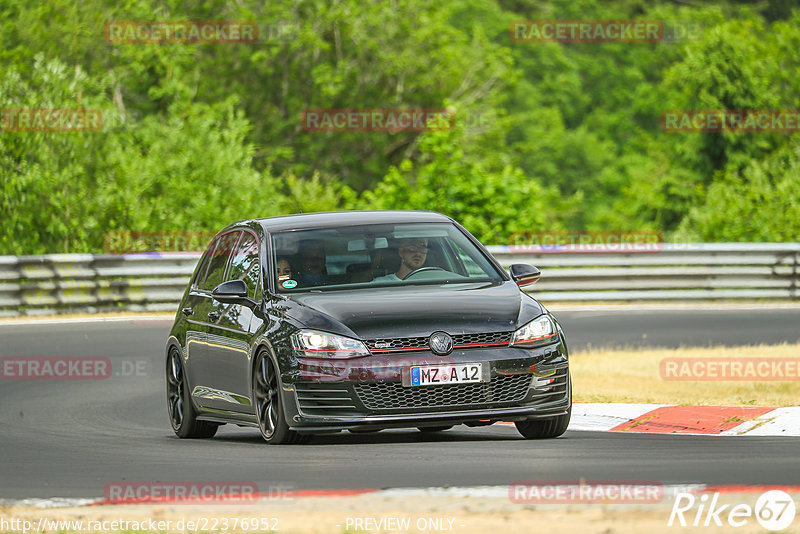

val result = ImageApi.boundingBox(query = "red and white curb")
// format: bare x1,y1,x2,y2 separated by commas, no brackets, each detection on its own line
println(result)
569,403,800,436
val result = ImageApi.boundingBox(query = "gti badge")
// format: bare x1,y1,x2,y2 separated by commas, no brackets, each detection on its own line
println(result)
429,331,454,356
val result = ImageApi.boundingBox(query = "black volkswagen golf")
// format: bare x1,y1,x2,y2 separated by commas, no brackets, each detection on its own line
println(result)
166,211,571,444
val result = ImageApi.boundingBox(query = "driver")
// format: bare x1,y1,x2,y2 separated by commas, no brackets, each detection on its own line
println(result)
296,239,327,286
374,237,428,282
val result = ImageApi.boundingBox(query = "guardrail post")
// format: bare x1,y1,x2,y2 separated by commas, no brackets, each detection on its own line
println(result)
794,246,799,300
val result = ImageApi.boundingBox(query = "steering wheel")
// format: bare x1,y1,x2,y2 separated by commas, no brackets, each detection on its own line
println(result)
403,266,446,279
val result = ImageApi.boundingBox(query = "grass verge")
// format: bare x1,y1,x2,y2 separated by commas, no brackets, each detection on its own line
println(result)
571,342,800,406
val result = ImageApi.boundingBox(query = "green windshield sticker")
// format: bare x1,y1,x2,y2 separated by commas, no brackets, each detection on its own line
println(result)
282,279,297,289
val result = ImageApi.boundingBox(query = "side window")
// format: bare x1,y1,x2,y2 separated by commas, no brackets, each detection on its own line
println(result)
192,237,218,289
227,232,260,299
201,231,240,291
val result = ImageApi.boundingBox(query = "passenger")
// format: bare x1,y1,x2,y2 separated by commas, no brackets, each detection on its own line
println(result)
374,238,428,282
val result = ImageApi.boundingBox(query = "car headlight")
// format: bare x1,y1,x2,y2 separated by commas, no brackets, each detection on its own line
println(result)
291,330,370,359
511,315,558,348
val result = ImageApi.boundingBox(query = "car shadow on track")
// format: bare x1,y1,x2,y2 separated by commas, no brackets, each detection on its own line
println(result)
201,425,525,446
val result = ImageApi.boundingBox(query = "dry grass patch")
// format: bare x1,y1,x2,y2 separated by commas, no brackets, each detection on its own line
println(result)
571,343,800,406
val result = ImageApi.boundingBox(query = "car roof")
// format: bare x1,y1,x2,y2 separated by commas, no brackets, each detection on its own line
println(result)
236,210,454,233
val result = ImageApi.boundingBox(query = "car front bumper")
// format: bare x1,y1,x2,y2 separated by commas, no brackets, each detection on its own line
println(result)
282,340,570,432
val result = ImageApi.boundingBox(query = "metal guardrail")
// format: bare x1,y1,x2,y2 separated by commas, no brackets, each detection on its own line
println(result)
0,243,797,316
0,253,198,317
487,243,799,302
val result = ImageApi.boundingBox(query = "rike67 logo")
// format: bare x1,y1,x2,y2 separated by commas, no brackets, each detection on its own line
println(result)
668,490,796,531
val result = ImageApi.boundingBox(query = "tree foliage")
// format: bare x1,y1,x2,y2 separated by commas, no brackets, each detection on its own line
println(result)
2,0,799,253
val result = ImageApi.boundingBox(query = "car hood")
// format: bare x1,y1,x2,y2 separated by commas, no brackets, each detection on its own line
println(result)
282,281,543,339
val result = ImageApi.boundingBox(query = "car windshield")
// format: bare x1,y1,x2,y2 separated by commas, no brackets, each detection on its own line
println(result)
272,222,504,292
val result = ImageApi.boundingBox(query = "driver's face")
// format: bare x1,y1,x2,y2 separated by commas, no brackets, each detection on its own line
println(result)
399,238,428,271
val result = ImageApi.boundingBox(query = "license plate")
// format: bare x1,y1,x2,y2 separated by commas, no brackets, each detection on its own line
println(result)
410,363,484,386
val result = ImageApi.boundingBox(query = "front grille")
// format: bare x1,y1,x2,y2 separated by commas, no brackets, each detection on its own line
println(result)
365,336,429,352
453,332,512,347
354,373,533,411
365,331,512,353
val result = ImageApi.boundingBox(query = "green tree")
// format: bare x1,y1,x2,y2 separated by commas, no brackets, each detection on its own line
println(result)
354,122,570,243
677,136,800,241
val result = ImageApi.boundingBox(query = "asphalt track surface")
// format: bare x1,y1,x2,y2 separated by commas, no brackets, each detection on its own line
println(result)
1,308,799,499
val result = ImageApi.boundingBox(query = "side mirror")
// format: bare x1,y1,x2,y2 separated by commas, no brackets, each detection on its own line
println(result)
211,280,252,305
509,264,541,287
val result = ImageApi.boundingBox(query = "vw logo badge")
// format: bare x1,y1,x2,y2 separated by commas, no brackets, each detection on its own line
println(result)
429,331,454,356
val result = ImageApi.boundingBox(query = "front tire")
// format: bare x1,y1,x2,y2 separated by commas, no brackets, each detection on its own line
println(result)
166,349,218,439
515,376,572,439
515,408,571,439
253,351,309,445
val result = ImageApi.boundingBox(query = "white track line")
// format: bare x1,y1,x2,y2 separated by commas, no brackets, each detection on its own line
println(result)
0,315,173,326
